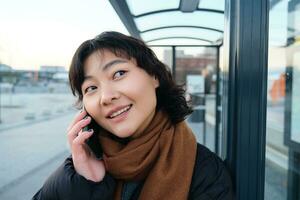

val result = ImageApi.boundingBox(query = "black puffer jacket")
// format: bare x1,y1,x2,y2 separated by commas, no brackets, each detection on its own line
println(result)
32,143,234,200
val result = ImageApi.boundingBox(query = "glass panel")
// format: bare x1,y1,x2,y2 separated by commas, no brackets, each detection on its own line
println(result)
174,47,218,152
265,0,300,199
150,47,173,70
135,11,224,32
141,27,223,43
126,0,179,16
198,0,225,11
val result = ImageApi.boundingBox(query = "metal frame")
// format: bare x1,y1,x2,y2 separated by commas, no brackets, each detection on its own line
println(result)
172,46,176,78
146,37,213,44
223,0,269,199
141,25,223,34
109,0,141,39
149,45,220,47
179,0,199,12
215,47,221,155
109,0,224,45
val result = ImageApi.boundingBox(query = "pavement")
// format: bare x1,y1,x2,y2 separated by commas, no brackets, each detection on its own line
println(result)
0,112,75,199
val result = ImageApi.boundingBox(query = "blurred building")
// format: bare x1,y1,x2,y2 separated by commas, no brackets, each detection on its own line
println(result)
163,49,217,93
0,63,13,72
0,65,69,93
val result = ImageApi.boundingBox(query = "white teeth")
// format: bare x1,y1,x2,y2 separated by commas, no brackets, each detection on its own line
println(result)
109,105,131,118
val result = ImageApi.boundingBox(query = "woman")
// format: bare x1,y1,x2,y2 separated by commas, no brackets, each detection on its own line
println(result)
32,31,233,200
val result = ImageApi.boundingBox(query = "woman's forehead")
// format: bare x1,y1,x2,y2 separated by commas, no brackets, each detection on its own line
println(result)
91,49,131,61
84,50,136,72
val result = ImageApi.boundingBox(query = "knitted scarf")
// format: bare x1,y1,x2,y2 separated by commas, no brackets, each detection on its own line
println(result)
100,110,197,200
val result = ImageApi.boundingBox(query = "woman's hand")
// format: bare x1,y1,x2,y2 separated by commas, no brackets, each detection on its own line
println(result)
67,110,106,182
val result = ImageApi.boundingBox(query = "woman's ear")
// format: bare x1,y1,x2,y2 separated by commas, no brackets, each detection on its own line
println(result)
153,76,159,88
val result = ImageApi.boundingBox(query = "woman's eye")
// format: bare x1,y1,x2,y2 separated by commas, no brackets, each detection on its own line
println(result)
113,70,127,79
84,86,96,94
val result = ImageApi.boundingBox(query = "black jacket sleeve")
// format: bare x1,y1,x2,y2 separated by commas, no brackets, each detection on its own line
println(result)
189,144,234,200
32,156,116,200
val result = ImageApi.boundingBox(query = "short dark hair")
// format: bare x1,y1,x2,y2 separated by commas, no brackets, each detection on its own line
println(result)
69,31,192,124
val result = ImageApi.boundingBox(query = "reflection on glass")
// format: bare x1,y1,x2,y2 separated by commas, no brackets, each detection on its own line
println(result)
150,46,173,70
265,0,300,199
173,47,218,152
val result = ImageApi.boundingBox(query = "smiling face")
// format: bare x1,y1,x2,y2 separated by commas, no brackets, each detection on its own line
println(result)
81,49,159,138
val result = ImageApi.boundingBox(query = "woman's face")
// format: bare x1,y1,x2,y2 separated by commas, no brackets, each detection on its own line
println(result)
81,50,159,138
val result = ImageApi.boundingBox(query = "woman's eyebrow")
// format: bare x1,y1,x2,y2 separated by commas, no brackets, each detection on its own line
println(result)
101,59,128,71
83,59,128,81
83,75,93,81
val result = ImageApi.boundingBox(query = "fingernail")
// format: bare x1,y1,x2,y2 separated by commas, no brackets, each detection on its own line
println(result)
88,129,93,133
83,116,89,120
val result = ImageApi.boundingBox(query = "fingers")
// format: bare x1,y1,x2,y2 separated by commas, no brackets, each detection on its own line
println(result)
67,116,91,144
73,129,94,146
67,109,86,132
71,129,94,161
66,110,97,160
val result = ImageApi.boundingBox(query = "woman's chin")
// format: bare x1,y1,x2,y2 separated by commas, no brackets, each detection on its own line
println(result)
111,129,135,138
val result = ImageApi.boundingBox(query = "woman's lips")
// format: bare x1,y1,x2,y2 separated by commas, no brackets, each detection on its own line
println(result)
108,105,132,123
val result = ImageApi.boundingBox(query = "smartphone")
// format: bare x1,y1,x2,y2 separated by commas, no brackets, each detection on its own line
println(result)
82,108,103,160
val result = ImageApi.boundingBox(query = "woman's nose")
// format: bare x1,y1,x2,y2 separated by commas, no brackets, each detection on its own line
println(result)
99,85,120,106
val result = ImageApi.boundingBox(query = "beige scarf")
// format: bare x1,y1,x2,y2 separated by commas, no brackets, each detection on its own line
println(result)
100,110,197,199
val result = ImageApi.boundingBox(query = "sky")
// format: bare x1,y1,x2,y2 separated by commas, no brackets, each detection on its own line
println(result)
0,0,128,70
0,0,291,71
